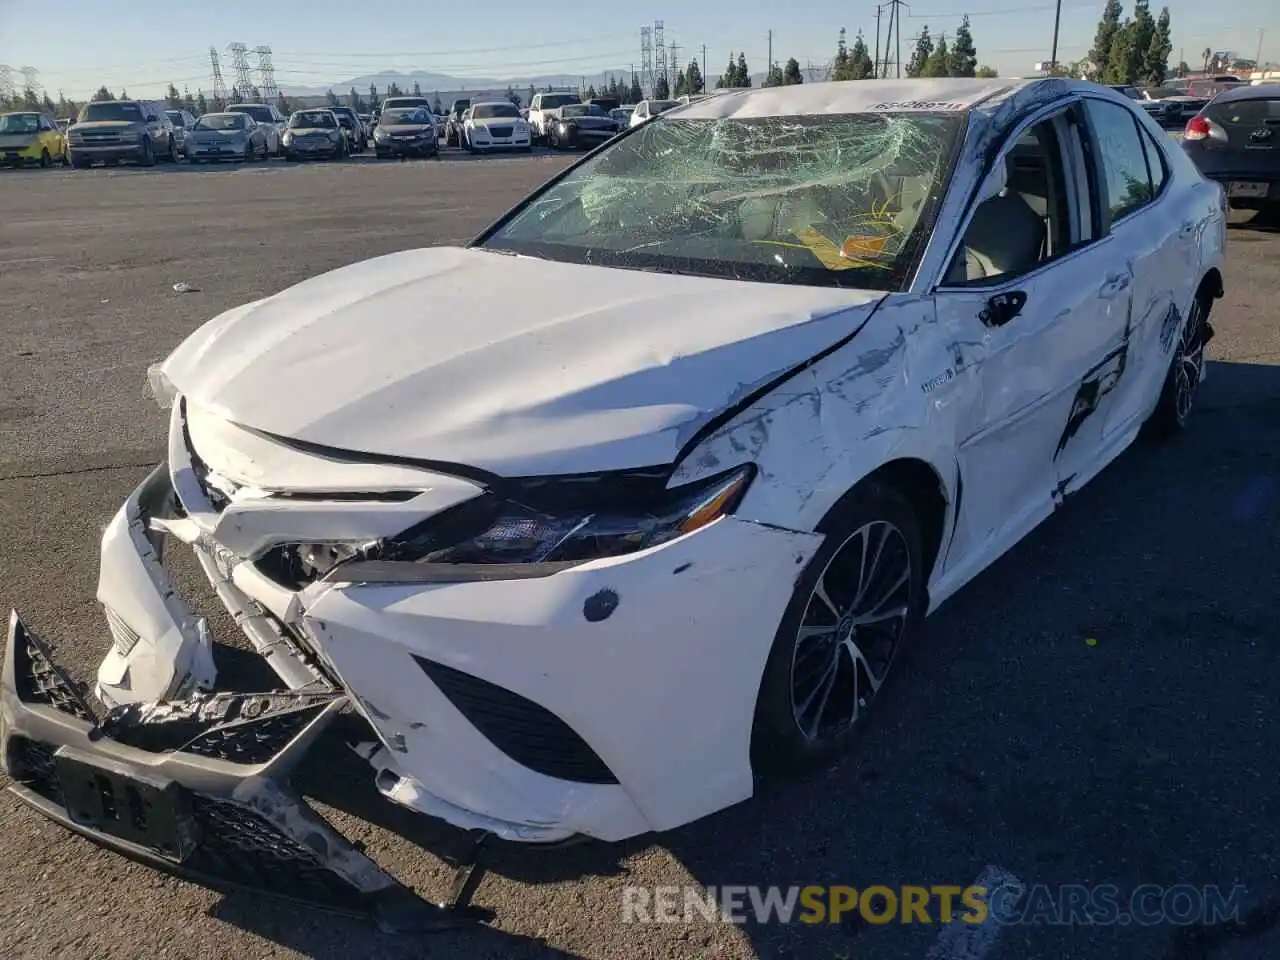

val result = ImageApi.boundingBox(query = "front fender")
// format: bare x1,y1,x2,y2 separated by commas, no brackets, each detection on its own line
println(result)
670,296,959,536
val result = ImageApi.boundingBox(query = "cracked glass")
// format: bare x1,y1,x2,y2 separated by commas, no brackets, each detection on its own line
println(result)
481,112,965,290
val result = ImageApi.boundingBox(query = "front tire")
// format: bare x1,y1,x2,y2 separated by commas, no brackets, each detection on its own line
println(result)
1146,294,1213,438
751,482,926,774
139,139,155,166
39,149,51,168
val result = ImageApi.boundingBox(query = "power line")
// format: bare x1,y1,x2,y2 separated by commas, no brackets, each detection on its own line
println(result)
274,35,633,59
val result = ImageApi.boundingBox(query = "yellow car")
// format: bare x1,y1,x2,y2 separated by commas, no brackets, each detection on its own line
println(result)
0,110,66,168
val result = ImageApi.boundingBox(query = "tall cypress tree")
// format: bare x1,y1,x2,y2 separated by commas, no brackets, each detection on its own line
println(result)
950,15,978,77
1090,0,1124,78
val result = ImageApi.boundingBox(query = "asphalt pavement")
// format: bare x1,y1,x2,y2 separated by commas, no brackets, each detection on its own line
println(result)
1,155,1278,960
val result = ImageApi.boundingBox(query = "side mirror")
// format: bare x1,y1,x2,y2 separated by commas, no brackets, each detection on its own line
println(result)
146,114,159,122
975,160,1009,206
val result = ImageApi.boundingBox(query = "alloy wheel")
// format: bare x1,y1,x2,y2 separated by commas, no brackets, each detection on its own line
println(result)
1173,300,1207,425
789,520,912,743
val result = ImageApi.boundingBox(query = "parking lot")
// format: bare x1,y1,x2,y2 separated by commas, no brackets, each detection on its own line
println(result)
1,154,1279,960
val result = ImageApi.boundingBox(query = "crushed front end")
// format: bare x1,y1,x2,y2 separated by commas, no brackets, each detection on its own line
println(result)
2,388,822,923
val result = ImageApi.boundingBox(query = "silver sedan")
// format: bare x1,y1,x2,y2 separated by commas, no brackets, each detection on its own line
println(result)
185,113,270,163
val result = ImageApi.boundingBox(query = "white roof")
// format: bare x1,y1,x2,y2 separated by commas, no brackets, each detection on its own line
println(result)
673,78,1037,120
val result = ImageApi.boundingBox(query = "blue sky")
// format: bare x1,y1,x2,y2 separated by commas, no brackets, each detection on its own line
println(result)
1,0,1276,100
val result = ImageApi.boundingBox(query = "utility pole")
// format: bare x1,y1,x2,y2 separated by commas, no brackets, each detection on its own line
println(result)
1050,0,1063,72
1256,29,1265,70
895,0,904,78
874,6,884,78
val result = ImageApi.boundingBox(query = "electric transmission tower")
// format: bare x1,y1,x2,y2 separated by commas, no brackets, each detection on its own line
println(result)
654,21,666,93
640,26,653,99
254,45,278,102
209,47,228,106
20,65,40,95
881,0,908,79
227,42,254,99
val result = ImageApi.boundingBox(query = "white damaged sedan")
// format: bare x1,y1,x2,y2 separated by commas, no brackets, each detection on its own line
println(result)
2,78,1224,926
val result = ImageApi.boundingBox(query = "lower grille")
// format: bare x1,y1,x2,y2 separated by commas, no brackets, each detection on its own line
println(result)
413,656,617,784
489,126,513,138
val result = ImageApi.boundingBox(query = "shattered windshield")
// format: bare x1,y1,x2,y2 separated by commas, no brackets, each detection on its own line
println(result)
480,112,963,290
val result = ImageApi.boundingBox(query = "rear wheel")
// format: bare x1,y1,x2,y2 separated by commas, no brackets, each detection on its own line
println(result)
71,153,90,169
39,148,51,168
1146,294,1213,438
752,482,926,773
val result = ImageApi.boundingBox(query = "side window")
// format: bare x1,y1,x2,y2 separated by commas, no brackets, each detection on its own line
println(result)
1082,99,1154,229
944,115,1072,285
1138,125,1167,197
531,96,541,111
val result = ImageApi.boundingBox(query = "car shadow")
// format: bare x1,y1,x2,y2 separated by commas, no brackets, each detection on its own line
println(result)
194,359,1280,959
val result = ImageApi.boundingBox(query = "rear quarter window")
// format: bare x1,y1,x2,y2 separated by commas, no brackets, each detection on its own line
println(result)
1205,97,1280,125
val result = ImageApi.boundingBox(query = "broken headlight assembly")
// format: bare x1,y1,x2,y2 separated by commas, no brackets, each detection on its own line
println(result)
323,464,755,584
145,362,179,410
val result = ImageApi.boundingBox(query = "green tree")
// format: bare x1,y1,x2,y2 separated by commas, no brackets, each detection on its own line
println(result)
196,90,209,115
276,92,291,115
975,65,999,77
506,85,521,107
1104,19,1136,82
673,69,687,96
41,93,56,113
685,58,704,94
654,76,669,98
387,82,404,97
1142,7,1172,86
783,57,804,84
183,86,196,113
119,88,129,100
907,26,934,78
923,34,952,77
165,83,182,109
250,85,262,103
717,52,737,88
347,87,364,112
92,86,115,101
1125,0,1155,82
325,88,339,106
950,15,978,77
831,28,853,81
412,81,423,97
22,87,39,109
433,95,444,113
736,52,752,86
850,30,875,78
369,82,378,106
629,75,643,102
762,63,784,86
1090,0,1123,78
528,83,537,104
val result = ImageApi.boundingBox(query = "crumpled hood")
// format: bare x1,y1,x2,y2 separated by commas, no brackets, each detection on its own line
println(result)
163,246,883,476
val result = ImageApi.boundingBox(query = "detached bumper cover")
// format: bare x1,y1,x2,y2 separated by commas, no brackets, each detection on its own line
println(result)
0,612,461,931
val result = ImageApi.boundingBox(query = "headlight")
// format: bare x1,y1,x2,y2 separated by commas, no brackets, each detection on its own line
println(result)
331,465,754,583
282,131,293,144
374,128,389,140
328,130,340,141
144,363,178,410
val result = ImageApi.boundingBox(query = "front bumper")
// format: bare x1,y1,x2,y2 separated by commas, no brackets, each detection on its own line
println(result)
7,401,821,862
187,142,248,160
68,142,145,162
284,139,343,158
376,137,438,155
468,130,532,150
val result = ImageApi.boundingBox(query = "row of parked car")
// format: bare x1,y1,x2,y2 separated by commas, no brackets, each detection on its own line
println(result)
0,90,709,170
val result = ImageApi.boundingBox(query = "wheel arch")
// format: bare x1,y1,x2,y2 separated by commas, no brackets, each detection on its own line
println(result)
1197,267,1223,302
819,458,951,584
